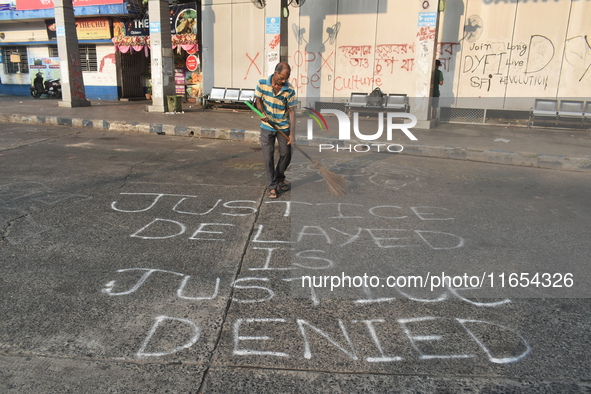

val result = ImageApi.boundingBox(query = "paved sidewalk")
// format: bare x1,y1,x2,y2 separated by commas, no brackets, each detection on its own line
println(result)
1,95,590,172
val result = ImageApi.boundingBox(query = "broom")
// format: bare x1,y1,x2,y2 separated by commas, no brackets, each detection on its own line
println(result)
245,100,347,197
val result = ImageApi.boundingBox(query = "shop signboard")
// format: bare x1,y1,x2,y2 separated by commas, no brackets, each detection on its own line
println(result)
46,18,111,40
186,55,198,72
76,18,111,39
118,18,149,37
17,0,121,11
117,3,198,37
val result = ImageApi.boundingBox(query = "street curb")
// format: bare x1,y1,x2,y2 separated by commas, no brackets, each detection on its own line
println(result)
1,112,589,172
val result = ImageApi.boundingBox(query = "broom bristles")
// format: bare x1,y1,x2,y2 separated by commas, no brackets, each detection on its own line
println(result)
313,160,347,197
259,118,347,197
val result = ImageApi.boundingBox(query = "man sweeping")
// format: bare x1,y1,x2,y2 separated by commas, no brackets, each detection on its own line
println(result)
255,62,298,199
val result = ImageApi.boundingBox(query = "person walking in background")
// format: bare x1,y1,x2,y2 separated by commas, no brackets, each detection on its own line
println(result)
432,59,444,121
255,62,298,199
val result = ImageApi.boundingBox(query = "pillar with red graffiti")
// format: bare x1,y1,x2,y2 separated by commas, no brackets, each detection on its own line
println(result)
54,0,91,108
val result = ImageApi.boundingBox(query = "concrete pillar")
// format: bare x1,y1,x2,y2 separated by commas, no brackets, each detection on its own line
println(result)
54,0,91,108
265,1,281,76
411,0,441,129
147,0,175,113
279,0,289,63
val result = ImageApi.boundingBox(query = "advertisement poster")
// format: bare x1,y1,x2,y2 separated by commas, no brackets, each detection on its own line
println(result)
185,70,202,100
175,69,186,95
28,57,60,84
171,4,197,35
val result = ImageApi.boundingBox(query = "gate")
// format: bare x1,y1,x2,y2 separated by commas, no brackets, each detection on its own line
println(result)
118,50,147,98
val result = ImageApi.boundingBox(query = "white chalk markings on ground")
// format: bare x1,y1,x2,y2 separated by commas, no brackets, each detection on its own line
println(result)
102,192,528,364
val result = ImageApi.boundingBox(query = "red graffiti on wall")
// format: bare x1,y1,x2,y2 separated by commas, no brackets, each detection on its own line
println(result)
245,52,262,80
318,52,334,73
401,58,415,72
288,40,460,93
288,50,336,93
438,57,452,72
339,45,373,69
437,42,461,56
69,53,87,100
291,50,335,73
269,34,281,49
376,43,416,58
290,73,322,93
334,74,382,91
99,53,116,73
339,45,372,57
339,45,372,67
292,51,314,72
373,58,393,75
417,26,436,41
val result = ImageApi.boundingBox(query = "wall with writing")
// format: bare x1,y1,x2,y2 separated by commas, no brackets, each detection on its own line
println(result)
290,0,436,102
201,0,591,111
441,0,590,110
289,0,339,100
555,0,590,99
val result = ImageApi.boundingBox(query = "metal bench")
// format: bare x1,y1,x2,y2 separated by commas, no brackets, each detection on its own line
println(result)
224,88,240,102
346,91,410,116
385,94,409,112
238,89,255,103
529,99,589,128
203,87,226,108
204,87,255,109
558,100,584,117
585,102,591,128
528,99,558,127
558,100,585,127
345,93,369,115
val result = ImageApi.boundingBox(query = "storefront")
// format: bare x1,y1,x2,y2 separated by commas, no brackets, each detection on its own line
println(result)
111,2,202,101
0,0,201,101
0,0,128,99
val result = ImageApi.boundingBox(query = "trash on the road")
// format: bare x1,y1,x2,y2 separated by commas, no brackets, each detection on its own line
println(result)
494,138,511,143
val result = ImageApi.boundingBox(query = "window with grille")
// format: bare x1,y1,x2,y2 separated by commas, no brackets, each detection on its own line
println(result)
2,46,29,74
49,44,97,71
49,45,59,58
80,45,97,72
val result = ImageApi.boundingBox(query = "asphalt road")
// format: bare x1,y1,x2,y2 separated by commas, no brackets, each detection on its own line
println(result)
1,123,589,392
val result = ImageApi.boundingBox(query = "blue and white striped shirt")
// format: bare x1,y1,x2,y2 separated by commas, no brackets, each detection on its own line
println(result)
255,75,298,133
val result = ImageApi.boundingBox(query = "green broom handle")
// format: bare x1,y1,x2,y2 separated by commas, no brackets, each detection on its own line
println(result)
245,100,264,118
245,100,314,162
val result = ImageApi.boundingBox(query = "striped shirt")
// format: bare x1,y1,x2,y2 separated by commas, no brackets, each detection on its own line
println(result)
255,75,298,133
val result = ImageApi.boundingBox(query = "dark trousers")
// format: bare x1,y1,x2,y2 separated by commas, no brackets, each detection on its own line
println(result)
260,128,292,190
